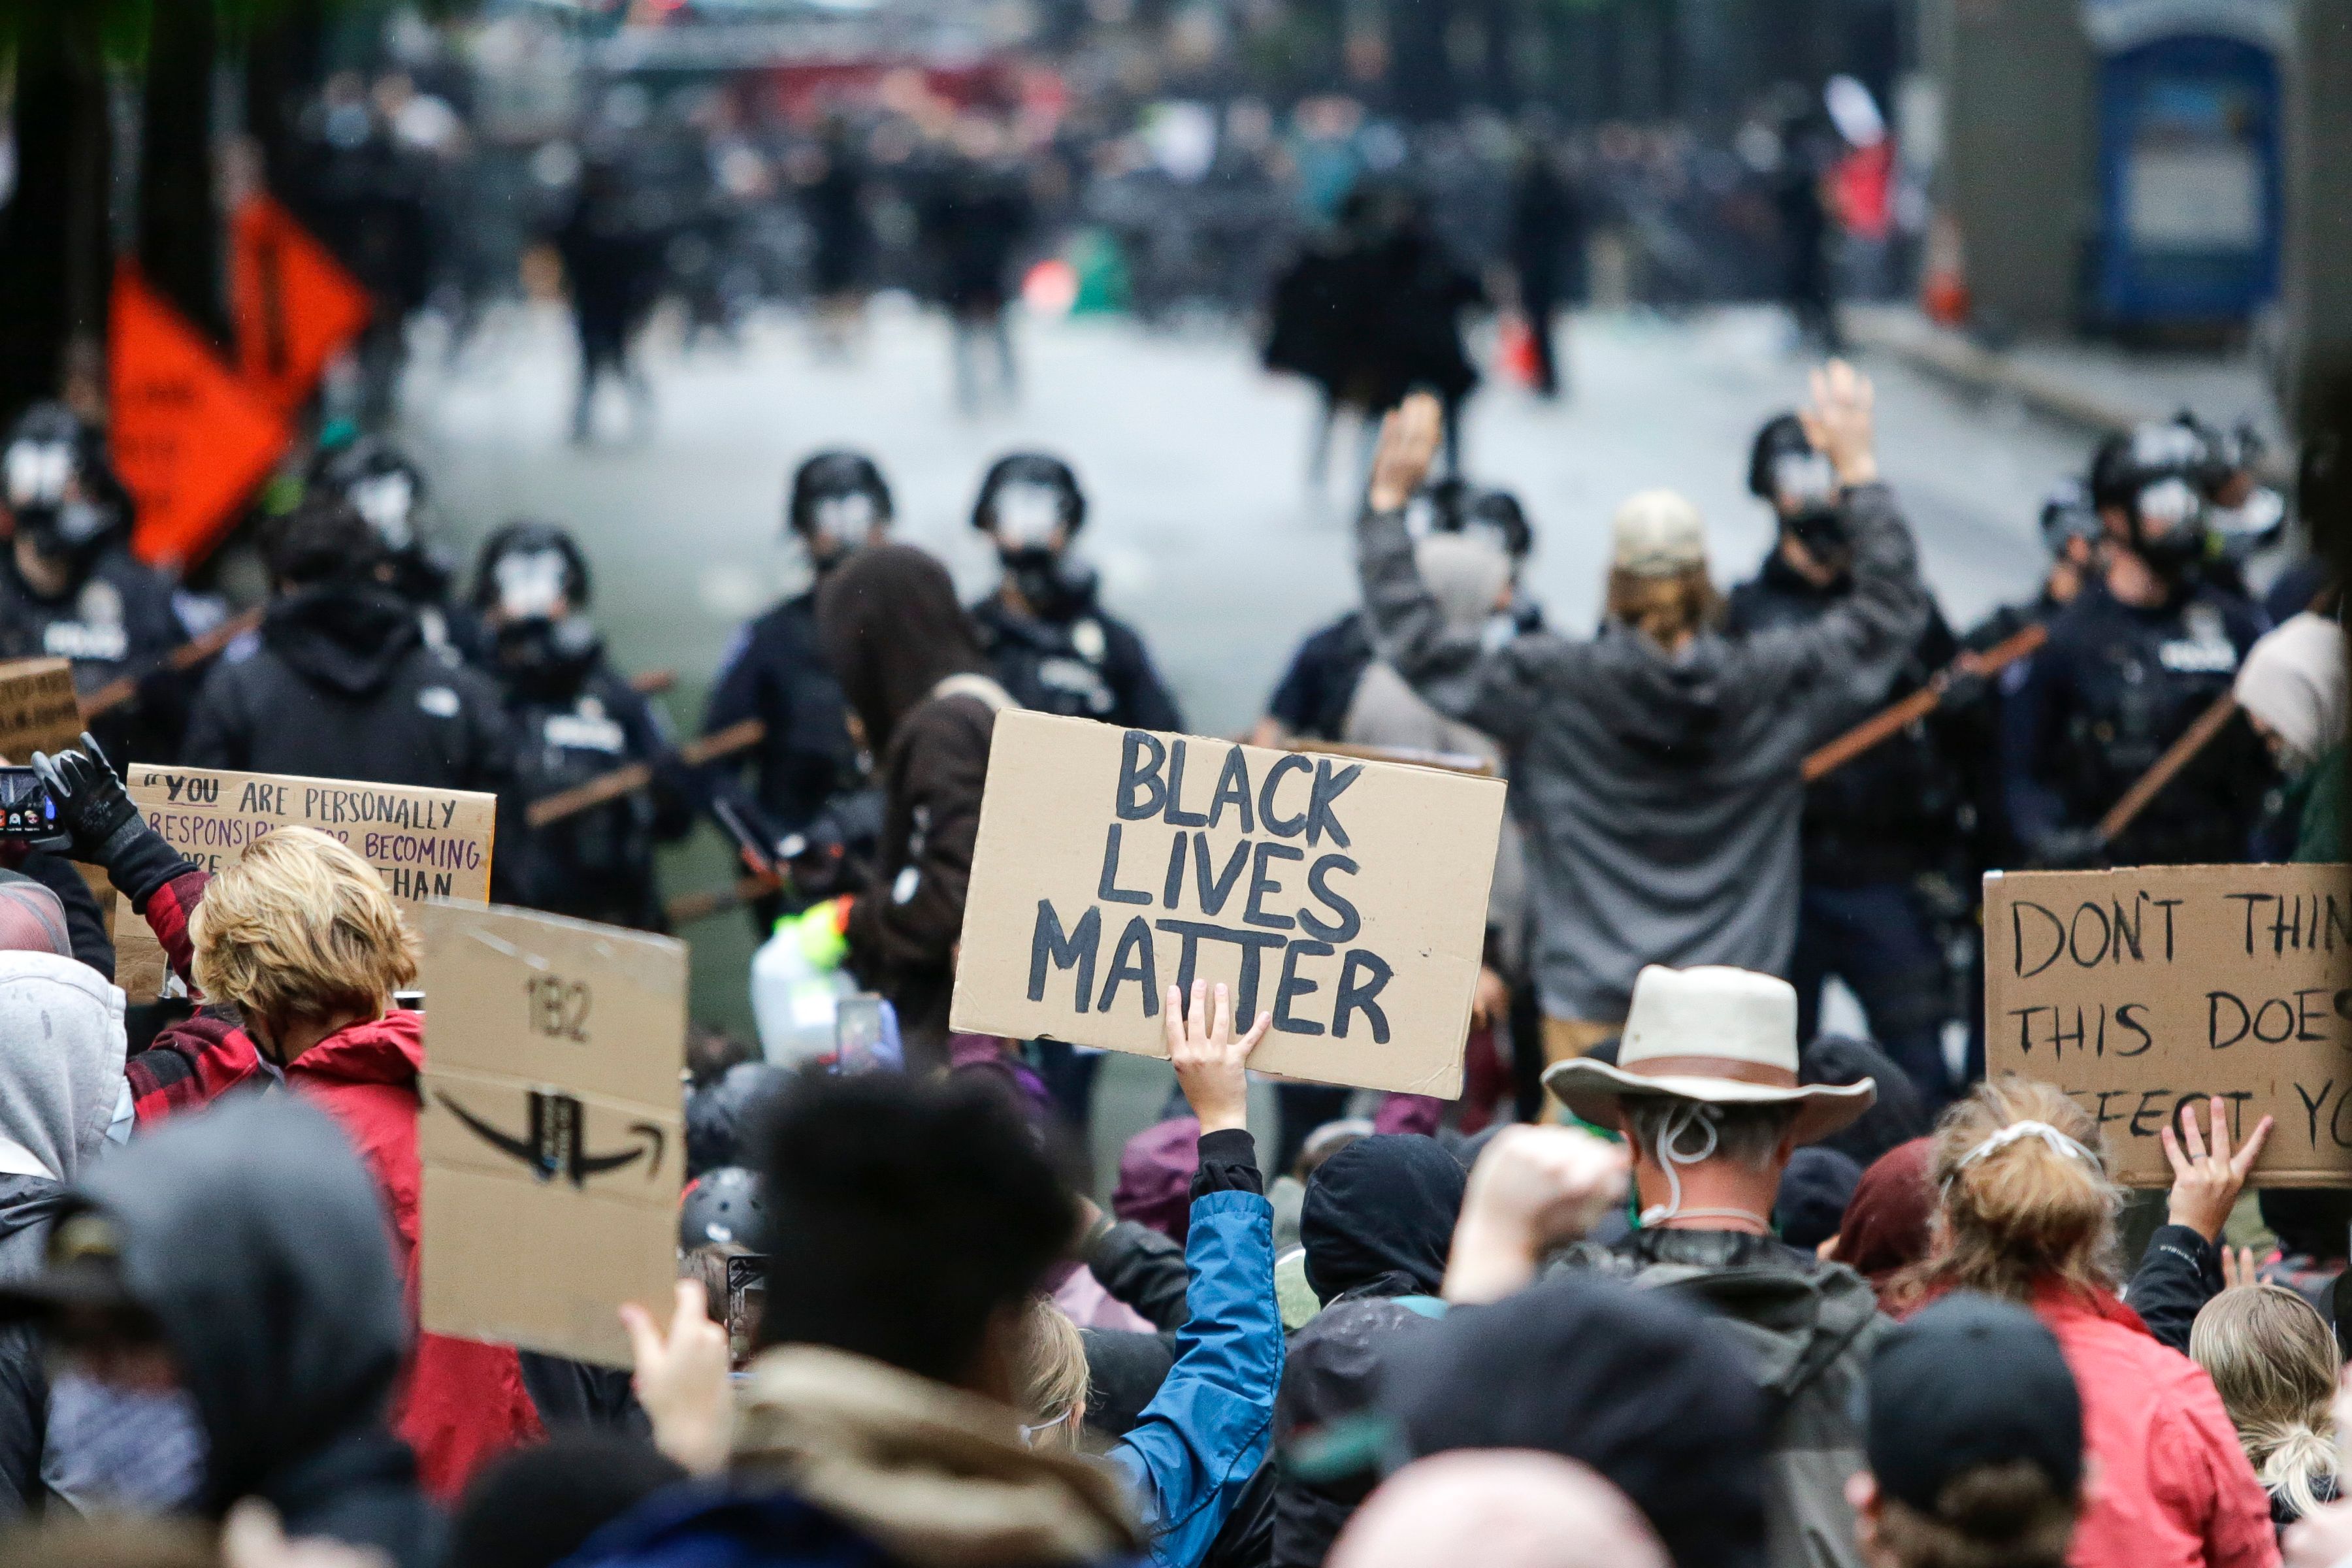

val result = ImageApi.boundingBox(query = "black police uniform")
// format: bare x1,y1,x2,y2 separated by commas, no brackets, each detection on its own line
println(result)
183,583,515,804
2002,578,2270,868
0,547,191,765
702,590,862,840
497,651,688,930
971,588,1184,730
1727,549,1964,1102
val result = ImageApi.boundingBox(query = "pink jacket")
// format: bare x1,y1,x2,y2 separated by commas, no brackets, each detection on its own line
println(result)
2034,1287,2278,1568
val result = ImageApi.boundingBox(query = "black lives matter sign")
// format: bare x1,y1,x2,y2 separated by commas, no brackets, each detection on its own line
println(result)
1985,864,2352,1186
953,713,1506,1096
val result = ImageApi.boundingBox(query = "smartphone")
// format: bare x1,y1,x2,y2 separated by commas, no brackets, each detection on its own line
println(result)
834,994,885,1072
725,1254,767,1369
0,768,67,851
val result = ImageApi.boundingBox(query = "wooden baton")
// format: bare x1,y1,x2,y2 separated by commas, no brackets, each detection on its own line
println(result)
80,608,267,719
1801,621,2050,783
524,717,766,830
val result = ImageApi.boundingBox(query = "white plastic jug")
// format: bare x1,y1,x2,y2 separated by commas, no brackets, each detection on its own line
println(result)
751,904,854,1066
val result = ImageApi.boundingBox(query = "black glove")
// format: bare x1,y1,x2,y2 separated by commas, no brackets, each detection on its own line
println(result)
2029,825,2109,871
31,733,190,909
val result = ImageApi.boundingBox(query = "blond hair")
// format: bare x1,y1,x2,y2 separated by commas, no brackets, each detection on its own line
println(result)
2191,1284,2341,1519
1015,1294,1090,1454
188,826,417,1033
1899,1078,2121,1310
1873,1460,2081,1568
1605,566,1723,655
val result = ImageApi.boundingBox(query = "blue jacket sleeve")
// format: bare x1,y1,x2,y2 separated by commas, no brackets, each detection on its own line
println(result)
1108,1188,1283,1568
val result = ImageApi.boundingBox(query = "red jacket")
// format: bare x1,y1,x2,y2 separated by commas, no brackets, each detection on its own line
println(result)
2031,1286,2278,1568
125,870,544,1499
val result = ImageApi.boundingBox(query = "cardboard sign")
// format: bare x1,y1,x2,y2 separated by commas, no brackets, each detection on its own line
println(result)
0,661,84,764
953,712,1507,1096
110,267,291,568
416,902,685,1367
231,193,372,414
1985,864,2352,1186
110,764,496,1002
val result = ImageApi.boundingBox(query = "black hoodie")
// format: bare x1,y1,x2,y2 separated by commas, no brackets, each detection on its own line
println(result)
182,583,515,803
74,1096,439,1567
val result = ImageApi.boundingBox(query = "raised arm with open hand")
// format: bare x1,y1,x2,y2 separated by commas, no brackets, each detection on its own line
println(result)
2160,1094,2272,1242
1166,979,1271,1135
1366,391,1445,514
620,1279,734,1477
1797,358,1879,487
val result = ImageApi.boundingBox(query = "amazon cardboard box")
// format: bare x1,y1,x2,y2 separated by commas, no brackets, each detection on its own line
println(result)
110,764,495,1002
1985,864,2352,1186
953,712,1507,1097
416,902,685,1367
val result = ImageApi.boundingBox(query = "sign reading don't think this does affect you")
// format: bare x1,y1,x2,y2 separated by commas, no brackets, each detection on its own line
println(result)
953,713,1507,1096
1985,863,2352,1187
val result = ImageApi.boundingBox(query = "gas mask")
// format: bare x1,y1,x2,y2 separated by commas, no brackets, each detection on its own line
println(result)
5,438,115,574
808,491,883,573
2208,484,2285,550
490,547,598,691
345,470,418,551
991,480,1093,620
2129,475,2211,582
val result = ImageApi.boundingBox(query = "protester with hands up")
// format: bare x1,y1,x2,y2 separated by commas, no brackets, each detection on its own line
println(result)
1356,365,1929,1057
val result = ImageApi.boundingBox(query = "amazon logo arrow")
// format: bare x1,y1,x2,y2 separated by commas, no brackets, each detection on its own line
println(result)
435,1087,664,1188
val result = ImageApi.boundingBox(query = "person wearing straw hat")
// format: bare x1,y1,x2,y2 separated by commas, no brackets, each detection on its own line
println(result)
1354,362,1928,1068
1547,962,1889,1568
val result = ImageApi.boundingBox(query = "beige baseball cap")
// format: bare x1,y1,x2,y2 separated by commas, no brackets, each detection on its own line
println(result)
1610,489,1707,578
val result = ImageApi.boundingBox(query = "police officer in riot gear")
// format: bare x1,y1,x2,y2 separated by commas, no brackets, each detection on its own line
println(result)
307,436,483,665
702,451,889,914
2002,421,2272,870
1431,481,1544,633
1727,410,1963,1103
968,453,1183,731
0,403,191,763
476,520,689,930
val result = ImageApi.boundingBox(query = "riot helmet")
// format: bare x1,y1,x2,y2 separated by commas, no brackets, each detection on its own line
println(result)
2091,421,2212,581
308,436,452,602
1432,485,1535,565
3,402,129,573
1748,412,1846,560
309,436,428,553
473,519,600,691
2038,480,2102,559
787,450,893,570
2176,410,2285,552
973,453,1094,621
679,1165,765,1250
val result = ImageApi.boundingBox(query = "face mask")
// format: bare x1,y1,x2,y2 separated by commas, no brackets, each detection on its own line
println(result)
493,547,572,621
2132,476,2209,578
495,613,601,688
811,492,881,552
2209,485,2285,542
44,1368,208,1514
5,440,72,512
346,472,417,551
990,482,1066,550
1772,449,1838,513
1004,547,1096,623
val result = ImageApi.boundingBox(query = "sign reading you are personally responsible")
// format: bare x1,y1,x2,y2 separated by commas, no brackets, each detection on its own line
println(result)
111,764,495,1002
1985,863,2352,1186
954,713,1507,1096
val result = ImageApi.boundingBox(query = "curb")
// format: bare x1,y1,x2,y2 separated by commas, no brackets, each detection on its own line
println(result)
1844,307,2144,438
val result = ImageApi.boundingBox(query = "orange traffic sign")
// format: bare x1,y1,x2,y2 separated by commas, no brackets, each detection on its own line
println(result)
230,193,372,413
110,267,291,567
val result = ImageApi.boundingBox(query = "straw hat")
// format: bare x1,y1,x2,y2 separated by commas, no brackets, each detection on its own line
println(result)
1544,965,1875,1145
